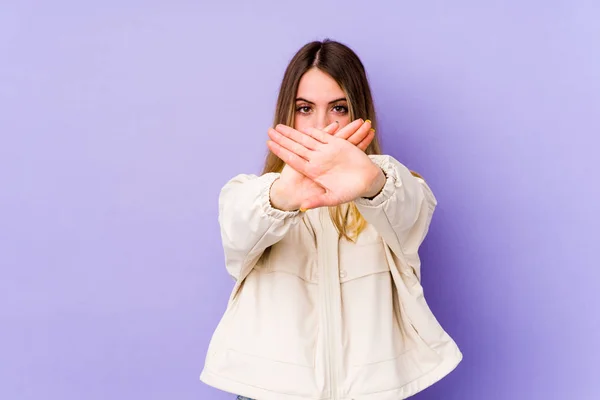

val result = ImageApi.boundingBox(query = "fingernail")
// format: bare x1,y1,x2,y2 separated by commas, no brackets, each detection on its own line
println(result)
369,128,375,133
299,208,307,212
365,119,372,124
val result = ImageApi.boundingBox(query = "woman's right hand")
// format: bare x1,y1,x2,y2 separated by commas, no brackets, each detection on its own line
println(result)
269,119,373,211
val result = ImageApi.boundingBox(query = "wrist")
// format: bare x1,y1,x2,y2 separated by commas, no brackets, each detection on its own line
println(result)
362,167,386,199
269,178,300,211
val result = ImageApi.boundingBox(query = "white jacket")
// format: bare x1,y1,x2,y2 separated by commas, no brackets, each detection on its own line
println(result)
200,155,462,400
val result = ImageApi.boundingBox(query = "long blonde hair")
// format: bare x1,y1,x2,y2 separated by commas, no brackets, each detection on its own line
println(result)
262,40,402,242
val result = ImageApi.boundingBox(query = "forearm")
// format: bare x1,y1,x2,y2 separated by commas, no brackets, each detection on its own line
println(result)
220,173,301,280
269,177,301,212
355,155,437,256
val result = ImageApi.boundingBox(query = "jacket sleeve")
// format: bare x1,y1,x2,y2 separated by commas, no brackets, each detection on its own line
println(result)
354,155,438,279
218,172,302,283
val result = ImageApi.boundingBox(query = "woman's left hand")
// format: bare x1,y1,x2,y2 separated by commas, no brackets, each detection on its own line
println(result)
267,124,386,210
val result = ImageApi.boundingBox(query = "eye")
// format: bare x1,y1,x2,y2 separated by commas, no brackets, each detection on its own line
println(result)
332,105,349,114
296,105,312,114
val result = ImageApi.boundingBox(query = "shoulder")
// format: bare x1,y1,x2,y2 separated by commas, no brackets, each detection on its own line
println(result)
222,172,280,188
367,154,428,182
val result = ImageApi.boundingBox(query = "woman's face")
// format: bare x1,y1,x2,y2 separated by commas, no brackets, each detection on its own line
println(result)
294,67,351,133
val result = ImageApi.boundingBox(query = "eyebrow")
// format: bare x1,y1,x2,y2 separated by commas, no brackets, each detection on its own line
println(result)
295,97,347,105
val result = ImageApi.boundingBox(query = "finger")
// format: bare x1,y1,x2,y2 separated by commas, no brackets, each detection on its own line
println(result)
275,124,323,150
333,118,364,140
300,192,339,210
304,127,332,144
347,120,373,146
267,140,310,175
357,129,375,151
323,121,339,135
268,128,311,160
300,195,322,211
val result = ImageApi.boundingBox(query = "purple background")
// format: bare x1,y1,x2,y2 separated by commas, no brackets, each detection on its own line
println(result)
1,1,599,399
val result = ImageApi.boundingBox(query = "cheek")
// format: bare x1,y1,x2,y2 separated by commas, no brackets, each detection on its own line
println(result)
336,115,352,129
293,116,310,131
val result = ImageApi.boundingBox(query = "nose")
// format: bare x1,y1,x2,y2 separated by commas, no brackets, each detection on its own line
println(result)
315,112,334,133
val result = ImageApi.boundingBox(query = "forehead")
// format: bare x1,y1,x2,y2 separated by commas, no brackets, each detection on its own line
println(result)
296,68,345,102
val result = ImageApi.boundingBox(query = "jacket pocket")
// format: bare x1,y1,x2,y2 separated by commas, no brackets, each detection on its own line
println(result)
344,347,425,394
338,232,415,370
338,230,389,283
224,246,319,369
257,241,318,283
254,223,318,283
219,348,320,397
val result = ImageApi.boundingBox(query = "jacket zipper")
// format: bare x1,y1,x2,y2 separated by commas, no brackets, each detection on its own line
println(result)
320,208,340,400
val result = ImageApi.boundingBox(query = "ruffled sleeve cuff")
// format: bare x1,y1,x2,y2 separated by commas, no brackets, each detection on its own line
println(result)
355,155,402,208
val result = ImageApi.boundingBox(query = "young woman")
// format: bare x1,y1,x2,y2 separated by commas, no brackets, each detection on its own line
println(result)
200,39,462,400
